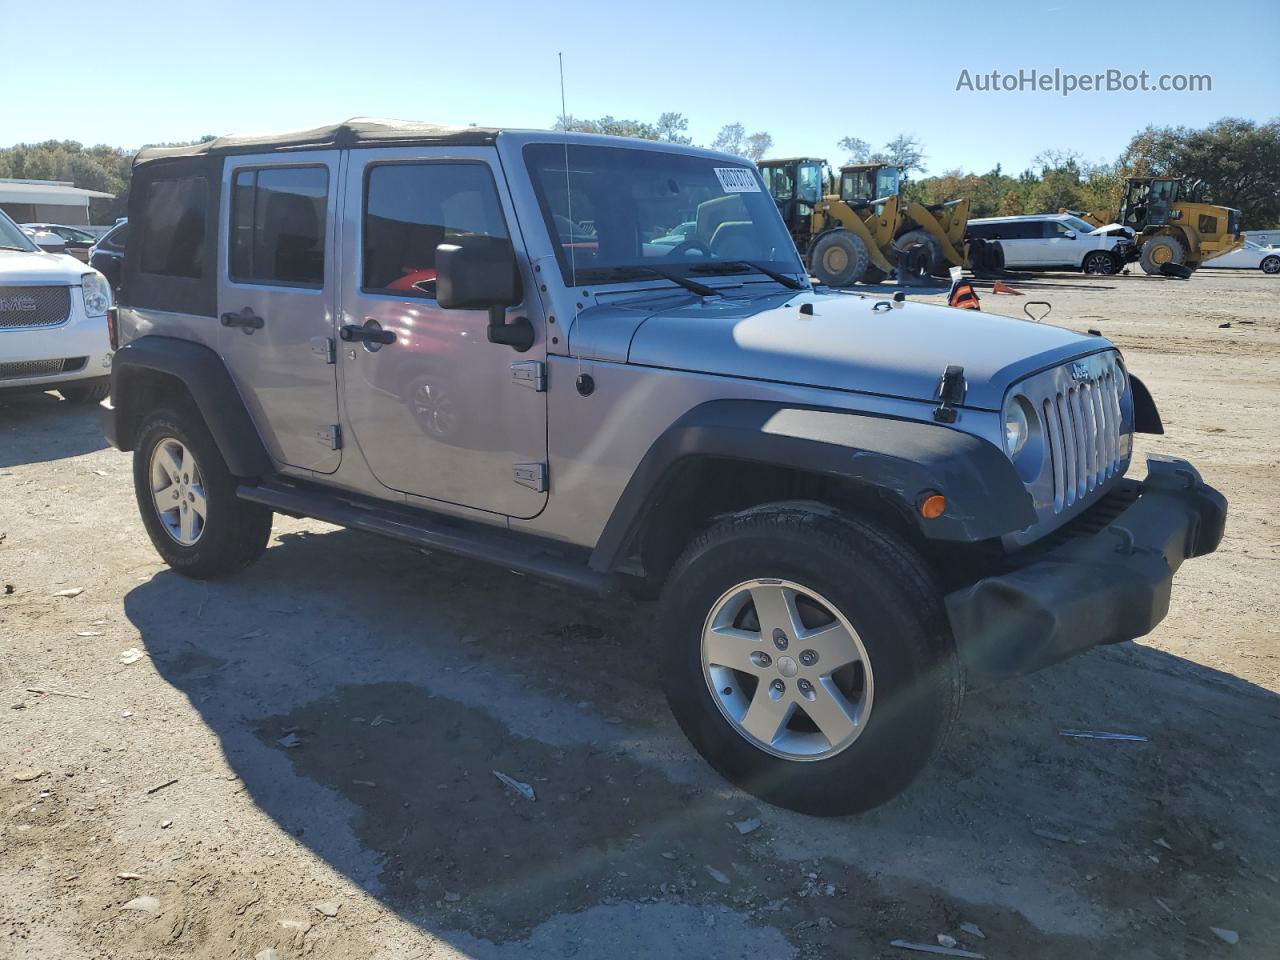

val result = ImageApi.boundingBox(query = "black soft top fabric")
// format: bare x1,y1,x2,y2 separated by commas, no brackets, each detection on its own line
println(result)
134,118,501,167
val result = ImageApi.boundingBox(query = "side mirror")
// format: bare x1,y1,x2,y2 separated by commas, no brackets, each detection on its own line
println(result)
1064,230,1078,239
435,239,533,352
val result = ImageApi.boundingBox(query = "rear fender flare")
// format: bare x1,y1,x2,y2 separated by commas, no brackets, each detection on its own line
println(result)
107,336,272,477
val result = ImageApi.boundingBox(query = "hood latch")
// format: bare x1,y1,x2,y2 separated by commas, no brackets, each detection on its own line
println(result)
933,365,966,423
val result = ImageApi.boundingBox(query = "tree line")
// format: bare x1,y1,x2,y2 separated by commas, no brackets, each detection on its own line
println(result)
2,117,1275,228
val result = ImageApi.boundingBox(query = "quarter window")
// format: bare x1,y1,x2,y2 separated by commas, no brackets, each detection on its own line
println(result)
230,166,328,288
139,177,207,278
362,162,510,299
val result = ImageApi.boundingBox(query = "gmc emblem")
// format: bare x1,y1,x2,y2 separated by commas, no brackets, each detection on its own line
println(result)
0,296,38,313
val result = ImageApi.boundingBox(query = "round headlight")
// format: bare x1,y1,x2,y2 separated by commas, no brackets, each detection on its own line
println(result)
1003,396,1030,458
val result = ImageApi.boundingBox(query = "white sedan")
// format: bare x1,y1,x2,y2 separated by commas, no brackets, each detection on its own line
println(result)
1202,240,1280,274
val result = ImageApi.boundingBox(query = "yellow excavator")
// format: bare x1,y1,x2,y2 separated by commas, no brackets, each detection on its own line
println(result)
757,157,987,285
1062,176,1243,275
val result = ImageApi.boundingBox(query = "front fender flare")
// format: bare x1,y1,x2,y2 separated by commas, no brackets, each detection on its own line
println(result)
588,400,1035,573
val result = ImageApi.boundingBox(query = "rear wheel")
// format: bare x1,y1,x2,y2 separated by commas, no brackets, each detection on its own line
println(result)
132,405,273,579
809,231,870,287
893,228,946,279
655,503,961,815
1082,250,1119,275
59,380,110,403
1139,235,1185,275
1262,255,1280,275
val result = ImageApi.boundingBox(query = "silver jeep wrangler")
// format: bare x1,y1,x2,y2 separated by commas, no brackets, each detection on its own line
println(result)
102,120,1226,815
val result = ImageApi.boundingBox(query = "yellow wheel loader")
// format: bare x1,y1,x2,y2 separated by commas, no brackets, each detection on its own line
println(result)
758,158,986,286
1117,177,1244,275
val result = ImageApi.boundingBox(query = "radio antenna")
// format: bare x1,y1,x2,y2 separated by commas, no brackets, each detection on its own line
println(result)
559,52,583,375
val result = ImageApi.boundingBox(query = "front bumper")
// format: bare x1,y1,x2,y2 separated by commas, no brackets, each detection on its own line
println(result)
945,455,1226,686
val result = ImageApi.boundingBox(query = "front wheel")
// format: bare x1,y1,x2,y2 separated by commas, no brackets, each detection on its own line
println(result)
132,405,273,579
1262,255,1280,275
59,380,110,403
1139,235,1185,275
655,503,961,815
1082,250,1119,275
809,231,870,287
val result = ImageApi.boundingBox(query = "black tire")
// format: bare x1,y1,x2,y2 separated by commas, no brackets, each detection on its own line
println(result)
1261,255,1280,275
59,380,110,404
809,231,870,287
860,265,888,285
1139,235,1185,276
1081,250,1119,275
655,502,962,816
893,228,946,279
132,404,273,579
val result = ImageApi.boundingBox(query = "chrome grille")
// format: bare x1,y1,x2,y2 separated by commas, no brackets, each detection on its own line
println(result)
1040,357,1125,514
0,358,81,381
0,285,72,329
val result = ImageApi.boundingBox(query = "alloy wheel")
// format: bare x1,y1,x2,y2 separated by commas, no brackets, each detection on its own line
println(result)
701,579,874,761
149,438,207,546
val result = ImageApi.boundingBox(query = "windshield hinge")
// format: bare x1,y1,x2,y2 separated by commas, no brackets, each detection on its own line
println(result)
511,360,546,392
932,365,966,423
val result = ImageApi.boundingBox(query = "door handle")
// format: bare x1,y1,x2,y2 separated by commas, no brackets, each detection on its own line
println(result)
221,307,264,330
340,320,396,348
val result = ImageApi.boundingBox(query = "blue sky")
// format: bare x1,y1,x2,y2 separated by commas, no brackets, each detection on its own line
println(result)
7,0,1277,174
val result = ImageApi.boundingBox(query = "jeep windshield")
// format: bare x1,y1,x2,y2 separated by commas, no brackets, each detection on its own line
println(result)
523,142,803,289
0,210,37,251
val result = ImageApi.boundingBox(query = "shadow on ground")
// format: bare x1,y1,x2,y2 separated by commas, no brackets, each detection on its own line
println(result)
124,525,1280,958
0,392,109,467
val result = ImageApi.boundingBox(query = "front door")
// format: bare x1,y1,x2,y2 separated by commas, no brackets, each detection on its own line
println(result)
338,148,548,519
218,152,342,473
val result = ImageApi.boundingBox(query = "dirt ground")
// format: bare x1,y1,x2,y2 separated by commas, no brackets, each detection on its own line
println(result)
2,268,1278,960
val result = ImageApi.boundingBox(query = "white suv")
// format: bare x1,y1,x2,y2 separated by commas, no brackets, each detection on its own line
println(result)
0,208,113,403
967,213,1131,275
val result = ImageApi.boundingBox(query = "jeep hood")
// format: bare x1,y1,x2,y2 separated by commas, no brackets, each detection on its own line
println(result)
0,248,86,284
582,288,1112,411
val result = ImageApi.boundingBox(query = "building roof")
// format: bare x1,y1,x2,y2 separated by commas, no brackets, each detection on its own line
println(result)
0,179,115,204
135,118,501,166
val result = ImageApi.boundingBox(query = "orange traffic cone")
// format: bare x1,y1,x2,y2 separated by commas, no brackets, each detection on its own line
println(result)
991,280,1023,296
948,279,981,310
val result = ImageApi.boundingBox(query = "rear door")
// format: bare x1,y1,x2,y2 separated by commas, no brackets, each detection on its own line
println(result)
992,220,1041,266
337,147,548,518
218,153,342,473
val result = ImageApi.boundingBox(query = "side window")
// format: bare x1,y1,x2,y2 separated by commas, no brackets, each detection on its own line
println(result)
1005,221,1036,240
139,177,207,278
230,166,328,288
968,223,992,239
1046,221,1071,238
362,162,510,299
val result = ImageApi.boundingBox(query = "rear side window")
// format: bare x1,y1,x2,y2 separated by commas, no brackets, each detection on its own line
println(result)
968,223,994,239
362,162,509,299
102,223,129,250
230,166,328,288
139,177,207,278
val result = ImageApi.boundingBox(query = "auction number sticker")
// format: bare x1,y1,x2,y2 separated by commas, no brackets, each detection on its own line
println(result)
715,167,760,193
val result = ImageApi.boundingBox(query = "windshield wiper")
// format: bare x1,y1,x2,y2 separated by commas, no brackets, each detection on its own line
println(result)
578,264,721,297
689,260,807,290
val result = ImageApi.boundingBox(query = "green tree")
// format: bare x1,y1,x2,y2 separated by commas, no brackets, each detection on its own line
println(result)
711,123,773,162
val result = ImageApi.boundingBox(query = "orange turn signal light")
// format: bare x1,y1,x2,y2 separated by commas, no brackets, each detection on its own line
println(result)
919,493,946,519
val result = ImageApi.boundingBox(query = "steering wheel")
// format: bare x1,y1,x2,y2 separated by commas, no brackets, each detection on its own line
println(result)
666,239,713,258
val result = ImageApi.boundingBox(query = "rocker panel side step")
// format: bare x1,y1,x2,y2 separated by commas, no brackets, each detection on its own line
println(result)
237,480,618,597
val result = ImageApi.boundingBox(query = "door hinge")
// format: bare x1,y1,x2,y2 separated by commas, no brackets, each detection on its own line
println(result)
511,360,546,392
311,336,336,364
318,424,342,450
512,462,548,493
